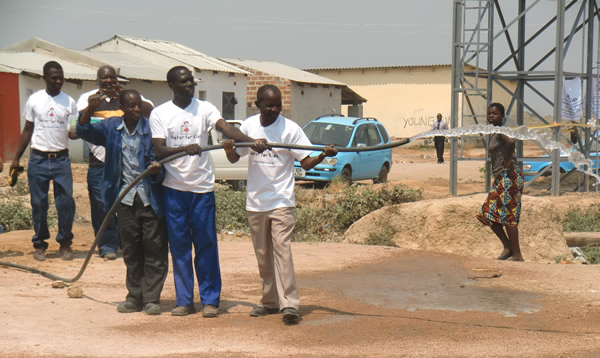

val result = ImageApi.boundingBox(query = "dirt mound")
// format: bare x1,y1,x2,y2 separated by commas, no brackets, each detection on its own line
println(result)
344,194,571,262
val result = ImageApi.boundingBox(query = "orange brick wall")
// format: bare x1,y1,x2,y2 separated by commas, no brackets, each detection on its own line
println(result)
237,67,292,119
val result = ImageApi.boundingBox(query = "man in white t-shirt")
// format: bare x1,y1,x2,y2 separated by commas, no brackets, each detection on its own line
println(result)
150,66,268,318
223,84,337,324
77,65,154,260
10,61,78,262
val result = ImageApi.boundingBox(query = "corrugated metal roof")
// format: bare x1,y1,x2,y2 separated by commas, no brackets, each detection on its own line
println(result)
304,64,452,71
0,52,97,80
72,50,173,82
222,58,345,86
89,35,250,75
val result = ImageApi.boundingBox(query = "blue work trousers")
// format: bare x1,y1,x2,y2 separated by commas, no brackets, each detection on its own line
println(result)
87,165,119,256
164,187,221,307
27,152,75,249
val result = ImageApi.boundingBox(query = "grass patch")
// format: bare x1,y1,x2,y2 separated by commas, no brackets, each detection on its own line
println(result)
563,204,600,232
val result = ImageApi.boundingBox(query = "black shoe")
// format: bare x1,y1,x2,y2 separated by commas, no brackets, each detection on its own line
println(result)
117,301,142,313
282,307,300,324
249,306,280,317
143,303,161,316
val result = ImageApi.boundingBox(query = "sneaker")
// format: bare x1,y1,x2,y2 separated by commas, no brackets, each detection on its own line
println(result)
202,304,218,318
171,305,196,316
117,301,142,313
282,307,300,324
103,252,117,260
143,303,161,316
59,245,73,261
33,248,46,261
249,306,280,317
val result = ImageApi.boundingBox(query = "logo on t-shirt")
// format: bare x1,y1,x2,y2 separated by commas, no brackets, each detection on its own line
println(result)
47,107,56,122
39,106,65,128
181,121,191,134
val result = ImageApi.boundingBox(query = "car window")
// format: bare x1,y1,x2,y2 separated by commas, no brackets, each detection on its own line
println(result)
353,125,369,146
303,122,353,146
378,124,390,143
366,124,382,146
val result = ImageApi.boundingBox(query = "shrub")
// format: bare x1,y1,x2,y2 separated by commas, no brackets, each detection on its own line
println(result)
333,184,422,232
214,185,248,232
563,204,600,232
294,184,422,242
0,198,33,232
581,245,600,264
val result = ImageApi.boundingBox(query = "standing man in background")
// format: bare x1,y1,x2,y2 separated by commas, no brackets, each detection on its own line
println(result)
10,61,77,261
431,113,448,164
77,65,153,260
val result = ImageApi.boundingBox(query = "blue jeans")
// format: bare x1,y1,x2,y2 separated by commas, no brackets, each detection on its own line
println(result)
164,187,221,307
88,165,119,256
27,152,75,249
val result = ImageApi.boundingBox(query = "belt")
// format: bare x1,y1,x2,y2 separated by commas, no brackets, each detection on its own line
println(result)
32,149,69,159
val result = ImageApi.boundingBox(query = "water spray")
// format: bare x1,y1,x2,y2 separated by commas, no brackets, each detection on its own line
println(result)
413,123,600,185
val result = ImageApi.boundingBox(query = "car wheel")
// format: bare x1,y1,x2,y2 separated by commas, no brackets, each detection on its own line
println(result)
373,165,389,184
340,167,352,184
227,180,247,191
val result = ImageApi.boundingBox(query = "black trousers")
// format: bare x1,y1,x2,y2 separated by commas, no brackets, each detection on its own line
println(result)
434,136,445,163
117,194,169,305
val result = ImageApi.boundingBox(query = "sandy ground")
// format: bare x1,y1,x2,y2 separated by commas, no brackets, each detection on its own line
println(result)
1,144,600,358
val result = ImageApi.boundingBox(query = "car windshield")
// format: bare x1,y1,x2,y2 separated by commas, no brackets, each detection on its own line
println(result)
303,122,354,146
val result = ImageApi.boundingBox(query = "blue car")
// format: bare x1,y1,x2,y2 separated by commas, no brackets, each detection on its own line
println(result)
294,115,393,183
522,152,600,182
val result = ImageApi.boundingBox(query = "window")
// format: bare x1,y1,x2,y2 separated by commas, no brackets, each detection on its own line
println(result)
366,124,382,145
222,92,237,120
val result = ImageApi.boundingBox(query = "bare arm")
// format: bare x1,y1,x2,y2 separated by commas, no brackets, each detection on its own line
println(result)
300,145,338,171
222,139,240,163
10,121,34,172
152,138,201,161
215,119,269,153
500,134,516,168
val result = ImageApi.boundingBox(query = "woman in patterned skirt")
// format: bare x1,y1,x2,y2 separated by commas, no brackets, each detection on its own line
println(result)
476,103,524,261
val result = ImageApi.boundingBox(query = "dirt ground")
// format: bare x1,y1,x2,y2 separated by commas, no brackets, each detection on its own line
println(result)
2,143,600,358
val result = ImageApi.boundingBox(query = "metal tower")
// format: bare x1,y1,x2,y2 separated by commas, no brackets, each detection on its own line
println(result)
451,0,600,196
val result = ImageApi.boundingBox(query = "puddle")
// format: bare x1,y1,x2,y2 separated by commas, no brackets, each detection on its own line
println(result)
302,254,541,317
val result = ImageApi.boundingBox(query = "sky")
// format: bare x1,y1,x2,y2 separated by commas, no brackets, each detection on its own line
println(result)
0,0,456,69
0,1,579,79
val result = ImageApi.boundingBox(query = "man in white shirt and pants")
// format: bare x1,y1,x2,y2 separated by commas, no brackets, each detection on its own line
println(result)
223,84,337,324
10,61,77,261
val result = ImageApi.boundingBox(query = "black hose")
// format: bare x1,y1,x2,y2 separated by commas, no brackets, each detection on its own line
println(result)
0,138,410,282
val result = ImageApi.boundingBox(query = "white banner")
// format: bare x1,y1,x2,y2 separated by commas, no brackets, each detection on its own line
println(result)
592,77,600,120
562,77,583,121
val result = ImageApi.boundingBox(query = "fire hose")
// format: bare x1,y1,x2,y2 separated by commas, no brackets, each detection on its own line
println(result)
0,138,409,283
